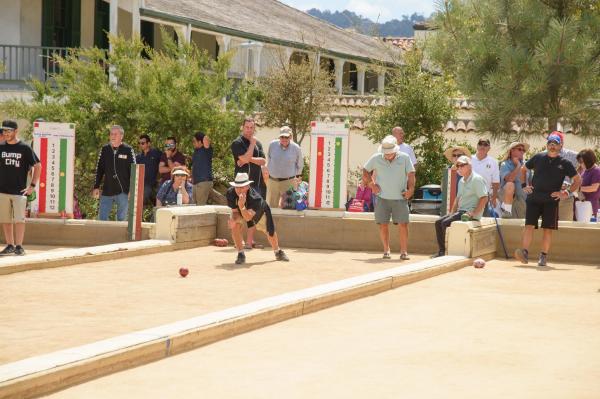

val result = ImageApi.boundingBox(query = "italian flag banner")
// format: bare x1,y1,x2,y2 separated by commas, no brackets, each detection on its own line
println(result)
32,122,76,217
308,121,349,209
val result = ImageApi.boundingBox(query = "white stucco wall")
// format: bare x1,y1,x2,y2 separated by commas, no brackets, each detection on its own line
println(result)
80,0,95,48
1,0,22,45
20,0,41,46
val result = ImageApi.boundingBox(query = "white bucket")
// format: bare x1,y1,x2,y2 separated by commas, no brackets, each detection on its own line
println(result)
575,201,593,222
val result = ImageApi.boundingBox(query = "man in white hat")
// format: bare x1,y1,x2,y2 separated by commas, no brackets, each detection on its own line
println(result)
226,172,289,265
266,126,303,208
432,155,488,258
362,135,415,260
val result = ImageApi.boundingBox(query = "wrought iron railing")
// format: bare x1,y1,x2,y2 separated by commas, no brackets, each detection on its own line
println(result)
0,45,69,83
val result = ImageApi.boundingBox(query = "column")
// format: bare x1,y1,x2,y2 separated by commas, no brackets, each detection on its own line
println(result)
131,0,141,38
216,35,231,58
356,64,366,95
252,44,263,77
377,72,385,95
184,24,192,44
109,0,119,52
109,0,119,84
334,58,345,95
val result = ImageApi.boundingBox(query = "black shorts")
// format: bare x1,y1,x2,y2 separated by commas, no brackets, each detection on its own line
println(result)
525,197,559,229
247,205,276,237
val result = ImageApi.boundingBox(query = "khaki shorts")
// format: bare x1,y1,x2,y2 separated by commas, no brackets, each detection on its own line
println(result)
231,207,275,237
0,193,27,223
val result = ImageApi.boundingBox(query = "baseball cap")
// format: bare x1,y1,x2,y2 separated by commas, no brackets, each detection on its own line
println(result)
279,126,292,138
1,120,18,130
547,134,561,144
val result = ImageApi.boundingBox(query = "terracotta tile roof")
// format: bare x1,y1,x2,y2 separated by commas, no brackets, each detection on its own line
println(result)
382,37,415,51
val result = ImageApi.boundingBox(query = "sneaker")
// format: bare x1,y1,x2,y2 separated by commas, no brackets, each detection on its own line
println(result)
14,246,25,256
430,251,445,258
538,253,547,267
400,253,410,261
275,249,289,262
235,252,246,265
514,248,529,264
382,252,391,259
0,245,15,256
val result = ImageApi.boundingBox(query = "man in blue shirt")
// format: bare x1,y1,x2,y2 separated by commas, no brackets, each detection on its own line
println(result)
266,126,303,208
191,131,216,205
136,134,162,205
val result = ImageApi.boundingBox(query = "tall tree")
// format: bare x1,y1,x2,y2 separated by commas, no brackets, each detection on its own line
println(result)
259,52,333,144
430,0,600,140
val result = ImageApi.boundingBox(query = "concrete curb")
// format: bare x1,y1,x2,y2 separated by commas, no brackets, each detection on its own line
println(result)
0,240,174,276
0,255,483,399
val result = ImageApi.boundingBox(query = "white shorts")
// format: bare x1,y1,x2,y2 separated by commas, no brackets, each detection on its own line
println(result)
0,193,27,223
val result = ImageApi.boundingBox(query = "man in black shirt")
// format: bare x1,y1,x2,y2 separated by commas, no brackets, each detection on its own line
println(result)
93,125,136,221
226,172,289,265
514,134,580,266
136,134,162,205
0,120,41,255
230,117,266,249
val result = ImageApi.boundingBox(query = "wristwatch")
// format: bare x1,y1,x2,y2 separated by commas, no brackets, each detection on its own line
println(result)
30,183,36,188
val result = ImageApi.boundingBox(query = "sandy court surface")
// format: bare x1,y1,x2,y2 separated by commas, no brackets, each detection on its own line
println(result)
45,259,600,399
0,246,427,364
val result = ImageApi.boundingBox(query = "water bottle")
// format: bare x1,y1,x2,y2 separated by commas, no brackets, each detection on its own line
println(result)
176,186,183,205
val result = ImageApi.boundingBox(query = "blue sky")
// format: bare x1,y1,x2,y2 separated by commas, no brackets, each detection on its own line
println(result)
280,0,436,22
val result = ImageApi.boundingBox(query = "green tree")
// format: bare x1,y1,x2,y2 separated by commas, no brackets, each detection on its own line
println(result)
1,32,243,218
430,0,600,140
259,52,334,144
366,49,457,187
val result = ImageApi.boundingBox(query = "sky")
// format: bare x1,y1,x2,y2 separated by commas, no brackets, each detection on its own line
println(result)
280,0,436,22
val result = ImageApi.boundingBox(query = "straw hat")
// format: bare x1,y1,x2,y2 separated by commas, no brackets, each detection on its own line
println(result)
443,146,471,163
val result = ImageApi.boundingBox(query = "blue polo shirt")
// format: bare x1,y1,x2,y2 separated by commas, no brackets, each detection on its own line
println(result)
136,148,162,186
191,146,213,182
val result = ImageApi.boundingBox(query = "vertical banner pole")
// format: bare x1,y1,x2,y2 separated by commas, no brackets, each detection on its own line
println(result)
127,164,145,241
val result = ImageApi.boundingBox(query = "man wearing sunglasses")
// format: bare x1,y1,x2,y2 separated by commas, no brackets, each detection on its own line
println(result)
135,134,162,205
514,134,580,266
499,142,530,218
0,120,41,256
432,155,488,258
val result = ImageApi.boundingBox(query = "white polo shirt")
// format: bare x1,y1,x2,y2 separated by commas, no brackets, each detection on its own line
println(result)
398,143,417,166
471,154,500,190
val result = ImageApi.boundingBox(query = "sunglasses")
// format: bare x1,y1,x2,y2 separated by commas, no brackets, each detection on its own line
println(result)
2,128,15,132
451,153,463,158
456,163,468,168
477,142,490,147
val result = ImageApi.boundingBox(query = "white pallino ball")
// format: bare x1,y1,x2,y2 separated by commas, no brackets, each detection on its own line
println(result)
473,258,486,268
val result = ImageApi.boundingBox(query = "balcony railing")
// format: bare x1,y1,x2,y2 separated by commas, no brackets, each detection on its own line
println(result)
0,45,69,84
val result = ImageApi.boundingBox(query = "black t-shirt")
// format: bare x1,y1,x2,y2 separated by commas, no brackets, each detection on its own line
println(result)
226,186,266,223
0,141,39,195
230,136,266,191
526,153,577,201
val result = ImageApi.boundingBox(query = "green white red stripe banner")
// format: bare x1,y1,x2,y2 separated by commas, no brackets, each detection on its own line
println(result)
127,164,145,241
32,123,75,216
309,121,349,209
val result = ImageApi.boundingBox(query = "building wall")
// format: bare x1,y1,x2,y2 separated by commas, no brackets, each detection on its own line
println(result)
191,31,217,59
80,0,95,47
118,8,132,39
21,0,42,46
1,0,22,45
